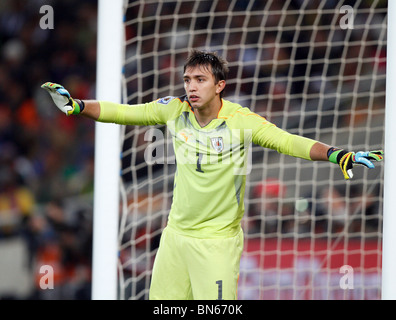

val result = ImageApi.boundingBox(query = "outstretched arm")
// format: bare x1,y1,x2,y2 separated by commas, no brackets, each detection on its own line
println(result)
41,81,168,126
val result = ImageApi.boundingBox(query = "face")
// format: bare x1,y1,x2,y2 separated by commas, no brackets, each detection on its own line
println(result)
183,65,225,110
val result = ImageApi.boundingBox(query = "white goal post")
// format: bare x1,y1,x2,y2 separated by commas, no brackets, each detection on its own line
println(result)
92,0,390,300
382,0,396,300
91,0,123,300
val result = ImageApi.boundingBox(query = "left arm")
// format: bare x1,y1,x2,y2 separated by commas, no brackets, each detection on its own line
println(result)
251,119,383,180
309,141,332,161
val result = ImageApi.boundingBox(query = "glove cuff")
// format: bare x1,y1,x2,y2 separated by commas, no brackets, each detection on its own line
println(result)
71,99,85,115
75,99,85,114
327,147,349,165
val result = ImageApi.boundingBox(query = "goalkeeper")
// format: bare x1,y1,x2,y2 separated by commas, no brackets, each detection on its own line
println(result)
41,50,383,300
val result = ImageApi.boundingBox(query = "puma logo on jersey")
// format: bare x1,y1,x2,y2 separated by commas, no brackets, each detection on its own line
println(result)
180,131,191,142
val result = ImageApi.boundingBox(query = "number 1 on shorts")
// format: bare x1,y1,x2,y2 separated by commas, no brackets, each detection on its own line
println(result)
216,280,223,300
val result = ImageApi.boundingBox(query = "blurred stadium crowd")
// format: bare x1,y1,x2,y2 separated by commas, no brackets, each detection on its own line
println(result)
0,0,386,300
0,0,97,299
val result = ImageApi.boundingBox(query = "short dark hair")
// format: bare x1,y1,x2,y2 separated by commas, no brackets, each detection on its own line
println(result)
184,50,229,96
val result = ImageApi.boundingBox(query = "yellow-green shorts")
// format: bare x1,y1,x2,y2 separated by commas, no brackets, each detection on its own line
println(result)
149,226,244,300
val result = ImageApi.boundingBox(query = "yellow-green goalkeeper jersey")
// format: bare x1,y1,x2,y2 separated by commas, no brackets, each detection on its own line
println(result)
98,96,317,238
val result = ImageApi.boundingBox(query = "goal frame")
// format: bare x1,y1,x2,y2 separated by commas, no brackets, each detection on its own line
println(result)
91,0,393,300
91,0,123,300
381,0,396,300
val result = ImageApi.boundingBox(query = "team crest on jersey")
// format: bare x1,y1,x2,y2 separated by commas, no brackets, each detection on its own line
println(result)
210,137,224,153
157,96,175,105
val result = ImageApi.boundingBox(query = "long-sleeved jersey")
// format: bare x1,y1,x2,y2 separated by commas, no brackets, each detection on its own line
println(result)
98,96,317,238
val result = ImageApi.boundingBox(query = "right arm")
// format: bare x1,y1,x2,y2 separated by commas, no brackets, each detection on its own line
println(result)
41,82,170,125
78,99,101,120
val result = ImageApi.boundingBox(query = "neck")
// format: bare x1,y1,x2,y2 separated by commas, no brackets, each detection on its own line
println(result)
194,98,222,127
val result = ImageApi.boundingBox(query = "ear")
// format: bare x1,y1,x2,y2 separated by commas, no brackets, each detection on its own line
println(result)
216,80,226,95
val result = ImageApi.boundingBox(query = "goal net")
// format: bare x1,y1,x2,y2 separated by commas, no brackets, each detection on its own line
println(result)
118,0,386,300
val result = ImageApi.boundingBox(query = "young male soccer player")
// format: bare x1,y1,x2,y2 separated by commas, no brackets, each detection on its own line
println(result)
41,50,383,300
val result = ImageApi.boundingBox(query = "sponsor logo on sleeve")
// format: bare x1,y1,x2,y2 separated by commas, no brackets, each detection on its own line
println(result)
157,96,176,105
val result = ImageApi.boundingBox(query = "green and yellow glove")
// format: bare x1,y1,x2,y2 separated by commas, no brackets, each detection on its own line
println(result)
41,82,84,116
328,147,384,180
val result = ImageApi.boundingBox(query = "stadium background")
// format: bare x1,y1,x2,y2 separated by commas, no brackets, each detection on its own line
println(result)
0,0,386,299
0,0,97,299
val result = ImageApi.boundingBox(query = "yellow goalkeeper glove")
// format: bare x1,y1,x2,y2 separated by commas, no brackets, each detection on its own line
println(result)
328,148,384,180
41,82,84,115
